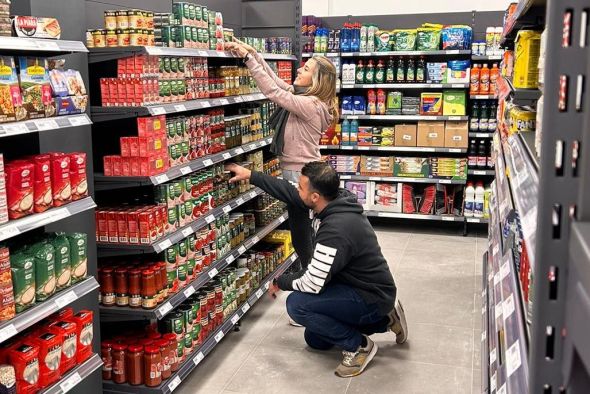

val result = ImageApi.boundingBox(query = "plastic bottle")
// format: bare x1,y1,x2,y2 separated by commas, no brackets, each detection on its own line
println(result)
341,119,350,145
351,23,360,52
479,102,489,131
474,182,485,218
334,29,341,52
469,64,480,95
396,58,405,83
375,60,385,83
406,57,416,82
488,102,497,132
484,185,492,219
355,60,365,84
464,182,475,218
350,118,359,134
470,102,480,131
360,24,368,52
386,57,395,83
320,28,328,53
494,27,503,56
468,139,478,167
480,63,490,94
328,29,335,52
367,89,377,115
490,63,500,96
341,24,351,52
377,89,386,115
416,57,426,82
314,30,322,53
486,27,495,55
365,60,375,84
487,140,495,169
477,139,488,168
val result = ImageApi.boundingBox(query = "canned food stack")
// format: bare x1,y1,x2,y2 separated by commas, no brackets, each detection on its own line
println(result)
87,9,155,48
0,307,94,393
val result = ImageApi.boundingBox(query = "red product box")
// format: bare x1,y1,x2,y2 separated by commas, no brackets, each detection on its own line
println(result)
138,210,151,244
96,211,108,242
69,152,88,201
139,135,167,157
103,155,116,176
127,210,139,244
50,153,72,207
153,206,163,238
121,157,132,176
108,79,118,105
107,210,118,243
133,79,143,106
100,78,110,105
130,157,141,176
112,156,123,176
120,137,131,157
128,137,139,157
116,211,129,244
125,79,135,105
117,79,126,105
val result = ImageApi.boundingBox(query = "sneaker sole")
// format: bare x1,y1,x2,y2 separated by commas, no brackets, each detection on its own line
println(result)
335,342,379,378
390,300,408,344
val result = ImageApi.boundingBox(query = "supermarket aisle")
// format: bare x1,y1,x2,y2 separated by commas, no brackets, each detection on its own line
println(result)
177,224,485,394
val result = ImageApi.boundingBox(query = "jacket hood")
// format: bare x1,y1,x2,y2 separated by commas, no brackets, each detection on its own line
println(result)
317,189,363,219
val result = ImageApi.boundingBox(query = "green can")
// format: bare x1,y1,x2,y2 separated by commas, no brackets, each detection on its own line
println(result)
192,27,199,43
175,118,185,139
187,258,195,278
177,203,187,226
160,311,184,341
202,6,208,24
188,4,196,21
181,141,190,160
178,57,185,74
195,5,202,23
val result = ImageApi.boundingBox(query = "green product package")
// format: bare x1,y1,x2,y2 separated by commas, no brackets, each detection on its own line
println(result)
10,253,36,312
164,244,178,289
375,30,391,51
416,28,441,51
50,234,72,290
68,233,88,283
29,242,56,301
393,29,417,51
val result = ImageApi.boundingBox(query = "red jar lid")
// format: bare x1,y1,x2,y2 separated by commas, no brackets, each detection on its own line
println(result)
101,341,113,349
162,333,176,342
112,343,127,351
154,339,168,348
127,344,143,352
147,332,161,340
144,345,160,354
139,339,154,346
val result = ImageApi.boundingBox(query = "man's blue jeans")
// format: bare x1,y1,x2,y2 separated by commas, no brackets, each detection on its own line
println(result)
286,284,390,352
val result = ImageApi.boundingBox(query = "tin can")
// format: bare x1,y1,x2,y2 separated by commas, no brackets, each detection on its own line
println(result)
147,31,155,47
129,29,142,46
86,30,95,48
106,30,117,47
160,311,184,342
105,11,117,30
93,29,106,48
146,11,154,29
116,29,130,47
116,10,129,29
128,9,142,29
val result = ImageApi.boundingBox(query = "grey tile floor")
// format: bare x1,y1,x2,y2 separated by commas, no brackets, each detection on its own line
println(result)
177,224,487,394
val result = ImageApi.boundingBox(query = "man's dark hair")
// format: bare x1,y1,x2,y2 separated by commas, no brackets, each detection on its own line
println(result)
301,161,340,201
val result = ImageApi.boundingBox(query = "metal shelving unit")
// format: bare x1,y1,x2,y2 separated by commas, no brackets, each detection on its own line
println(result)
94,137,273,190
0,114,92,138
340,114,468,121
320,145,466,153
340,83,469,89
100,212,289,321
338,174,467,185
0,36,88,54
103,251,298,394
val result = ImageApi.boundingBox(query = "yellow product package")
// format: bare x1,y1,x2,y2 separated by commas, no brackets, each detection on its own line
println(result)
509,106,536,133
513,30,542,89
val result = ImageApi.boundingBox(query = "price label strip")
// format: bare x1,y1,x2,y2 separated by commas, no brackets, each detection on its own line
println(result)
241,303,250,314
69,115,91,126
59,372,82,394
238,245,246,254
183,286,195,298
214,330,225,343
180,166,192,175
158,239,173,251
55,291,77,309
505,340,522,377
154,174,169,184
168,376,182,392
202,159,214,167
236,198,244,206
193,352,204,366
208,267,219,278
158,302,173,316
181,227,193,238
205,215,215,224
222,152,232,160
174,104,187,112
231,314,240,325
255,289,264,299
226,255,235,264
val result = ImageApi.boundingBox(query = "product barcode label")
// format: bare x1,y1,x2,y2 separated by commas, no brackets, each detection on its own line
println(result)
358,146,369,150
341,146,353,150
495,302,503,320
493,272,500,286
241,303,250,313
236,198,244,205
217,51,228,57
208,268,219,278
368,177,380,181
238,246,246,254
447,50,460,54
206,215,215,223
347,115,359,119
151,107,166,115
0,324,17,342
255,289,264,299
451,84,465,88
505,340,522,377
234,96,243,103
248,143,257,150
36,40,60,50
55,291,77,309
154,174,169,184
180,166,192,175
252,236,259,244
448,148,462,153
234,148,244,155
203,159,214,167
223,205,232,213
201,101,211,108
35,119,58,131
222,152,232,160
226,255,235,264
279,215,286,223
168,376,182,392
158,239,173,251
441,216,455,221
249,190,258,198
439,180,452,184
182,227,193,238
69,115,91,126
502,294,515,320
214,330,225,342
198,50,208,57
342,85,354,89
340,175,351,180
1,123,28,135
472,170,485,175
174,104,187,112
159,302,173,316
231,314,240,325
220,99,230,105
264,281,270,290
183,285,195,298
60,372,82,393
490,372,497,392
193,352,204,366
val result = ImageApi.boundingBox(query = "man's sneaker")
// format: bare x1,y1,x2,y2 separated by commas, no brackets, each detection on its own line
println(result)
388,299,408,344
334,336,378,378
289,317,303,327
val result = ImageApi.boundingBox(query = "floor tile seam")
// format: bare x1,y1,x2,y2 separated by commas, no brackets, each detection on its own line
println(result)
391,229,411,275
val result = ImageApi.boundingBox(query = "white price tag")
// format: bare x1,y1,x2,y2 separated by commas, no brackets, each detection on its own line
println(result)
2,123,28,135
193,352,204,366
493,244,500,256
495,302,503,320
500,260,510,279
208,268,219,278
60,372,82,393
497,384,507,394
447,50,460,54
234,148,244,155
168,376,182,392
231,314,240,325
220,98,230,105
198,50,208,56
264,281,270,290
69,115,91,126
202,159,214,167
214,330,225,342
249,143,257,150
238,246,246,254
180,166,192,175
489,348,497,365
505,340,522,377
149,47,163,54
151,107,166,115
205,215,215,224
217,51,228,57
252,236,259,244
340,175,351,180
431,84,443,88
279,215,286,223
234,96,243,103
502,294,515,320
183,285,195,298
467,218,480,223
241,303,250,313
182,227,193,238
0,225,20,241
342,146,353,150
158,239,173,251
35,119,59,131
159,302,173,316
223,205,232,213
448,148,462,153
358,146,369,150
451,84,465,88
368,177,380,181
222,152,232,160
439,180,452,184
255,289,264,299
52,291,76,311
249,191,257,198
174,104,187,112
35,40,60,50
448,116,462,121
226,255,235,264
0,324,17,342
201,101,211,108
347,116,359,119
441,216,455,221
236,198,244,205
154,174,169,184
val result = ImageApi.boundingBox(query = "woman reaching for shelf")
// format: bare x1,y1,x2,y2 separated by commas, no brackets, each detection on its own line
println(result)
225,38,338,284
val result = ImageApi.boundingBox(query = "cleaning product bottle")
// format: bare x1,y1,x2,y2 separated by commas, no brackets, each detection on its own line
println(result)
341,119,350,145
470,64,480,95
416,56,426,82
470,102,480,131
355,60,365,84
478,139,488,168
360,24,368,53
406,57,416,82
351,23,360,52
464,182,475,217
474,182,485,218
375,59,385,83
488,102,497,132
386,57,395,83
468,139,478,167
365,60,375,84
490,63,500,96
479,63,490,94
341,23,351,52
396,58,405,83
377,89,386,115
367,89,377,115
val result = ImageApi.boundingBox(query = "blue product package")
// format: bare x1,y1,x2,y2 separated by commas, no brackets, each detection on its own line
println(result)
441,26,473,50
353,96,366,115
341,96,353,114
341,119,351,145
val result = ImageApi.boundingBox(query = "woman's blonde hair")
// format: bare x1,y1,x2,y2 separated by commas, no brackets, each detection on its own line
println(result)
304,55,339,126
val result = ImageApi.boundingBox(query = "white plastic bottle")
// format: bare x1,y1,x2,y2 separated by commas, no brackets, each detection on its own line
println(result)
484,185,492,219
474,182,485,218
464,182,475,218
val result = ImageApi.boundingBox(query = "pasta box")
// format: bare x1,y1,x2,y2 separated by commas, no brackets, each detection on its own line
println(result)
0,56,25,123
17,57,52,119
12,16,61,39
53,95,88,116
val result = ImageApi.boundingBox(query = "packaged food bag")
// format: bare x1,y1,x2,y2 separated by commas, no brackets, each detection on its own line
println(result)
416,27,441,51
441,25,472,50
392,29,417,51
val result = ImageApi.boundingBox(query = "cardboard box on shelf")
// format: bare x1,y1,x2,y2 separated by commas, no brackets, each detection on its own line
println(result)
394,157,429,178
420,93,443,116
442,90,466,116
321,124,341,146
360,156,395,176
417,121,445,147
369,182,402,213
444,121,468,148
394,124,417,147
